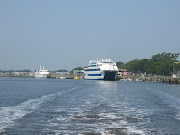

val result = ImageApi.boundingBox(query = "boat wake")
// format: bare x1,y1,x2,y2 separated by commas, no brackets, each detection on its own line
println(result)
0,87,80,133
42,94,150,135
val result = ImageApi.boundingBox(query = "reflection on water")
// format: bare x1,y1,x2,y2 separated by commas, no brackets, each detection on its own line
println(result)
0,78,180,134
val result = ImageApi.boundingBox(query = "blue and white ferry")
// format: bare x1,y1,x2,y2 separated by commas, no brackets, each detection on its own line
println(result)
84,59,118,81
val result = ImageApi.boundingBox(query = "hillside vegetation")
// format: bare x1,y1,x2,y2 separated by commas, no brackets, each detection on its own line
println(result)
116,52,180,75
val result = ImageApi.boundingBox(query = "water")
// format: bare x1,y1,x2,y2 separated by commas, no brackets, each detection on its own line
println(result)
0,77,180,135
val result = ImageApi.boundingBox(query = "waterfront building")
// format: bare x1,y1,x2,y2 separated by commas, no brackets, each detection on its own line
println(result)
118,69,135,78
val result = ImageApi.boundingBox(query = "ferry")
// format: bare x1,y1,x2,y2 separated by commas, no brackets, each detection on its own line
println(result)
84,59,118,81
35,65,49,78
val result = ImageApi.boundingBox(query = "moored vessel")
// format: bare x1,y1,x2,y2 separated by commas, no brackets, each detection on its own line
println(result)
35,65,49,78
84,59,118,81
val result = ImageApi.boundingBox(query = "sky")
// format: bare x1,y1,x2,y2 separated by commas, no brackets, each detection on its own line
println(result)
0,0,180,71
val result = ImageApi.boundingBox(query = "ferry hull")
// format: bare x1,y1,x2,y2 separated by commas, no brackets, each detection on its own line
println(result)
84,71,117,81
84,76,104,80
104,71,117,81
35,73,49,78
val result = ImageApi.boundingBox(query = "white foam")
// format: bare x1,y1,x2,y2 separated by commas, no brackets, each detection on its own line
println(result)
0,86,80,132
127,126,145,134
42,86,152,134
0,95,54,132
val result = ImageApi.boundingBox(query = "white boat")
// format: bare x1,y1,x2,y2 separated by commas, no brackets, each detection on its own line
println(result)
84,59,118,80
35,65,49,78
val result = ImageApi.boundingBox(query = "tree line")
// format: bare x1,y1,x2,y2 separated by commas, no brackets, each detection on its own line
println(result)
116,52,180,76
0,69,32,73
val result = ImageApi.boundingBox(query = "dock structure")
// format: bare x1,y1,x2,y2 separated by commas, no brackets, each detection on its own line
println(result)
119,74,180,85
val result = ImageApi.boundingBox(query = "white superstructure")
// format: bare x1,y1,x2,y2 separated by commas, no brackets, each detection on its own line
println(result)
35,65,49,78
84,59,118,80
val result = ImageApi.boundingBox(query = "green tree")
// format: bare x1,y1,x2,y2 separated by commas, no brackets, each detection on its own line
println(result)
72,67,84,70
152,52,179,62
124,59,140,73
150,52,180,75
121,52,180,75
71,67,84,74
116,62,125,69
56,69,68,72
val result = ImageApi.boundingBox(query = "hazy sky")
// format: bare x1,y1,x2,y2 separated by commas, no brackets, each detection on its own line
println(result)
0,0,180,71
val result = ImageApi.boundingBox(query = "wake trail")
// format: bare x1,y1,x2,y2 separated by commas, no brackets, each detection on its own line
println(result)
0,86,80,132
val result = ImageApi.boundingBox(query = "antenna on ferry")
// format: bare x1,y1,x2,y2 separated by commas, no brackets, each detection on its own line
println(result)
40,65,41,70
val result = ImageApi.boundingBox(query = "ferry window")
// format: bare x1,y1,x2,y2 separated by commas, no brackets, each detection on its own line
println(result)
90,65,97,67
103,62,112,63
88,74,101,76
85,69,100,71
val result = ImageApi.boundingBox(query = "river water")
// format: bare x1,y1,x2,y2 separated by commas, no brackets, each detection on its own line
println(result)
0,77,180,135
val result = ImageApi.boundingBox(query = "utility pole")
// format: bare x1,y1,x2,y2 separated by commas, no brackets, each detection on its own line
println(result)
174,62,180,72
173,62,180,79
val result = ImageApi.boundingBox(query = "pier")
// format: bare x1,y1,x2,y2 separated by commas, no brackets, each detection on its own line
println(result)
118,75,180,84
